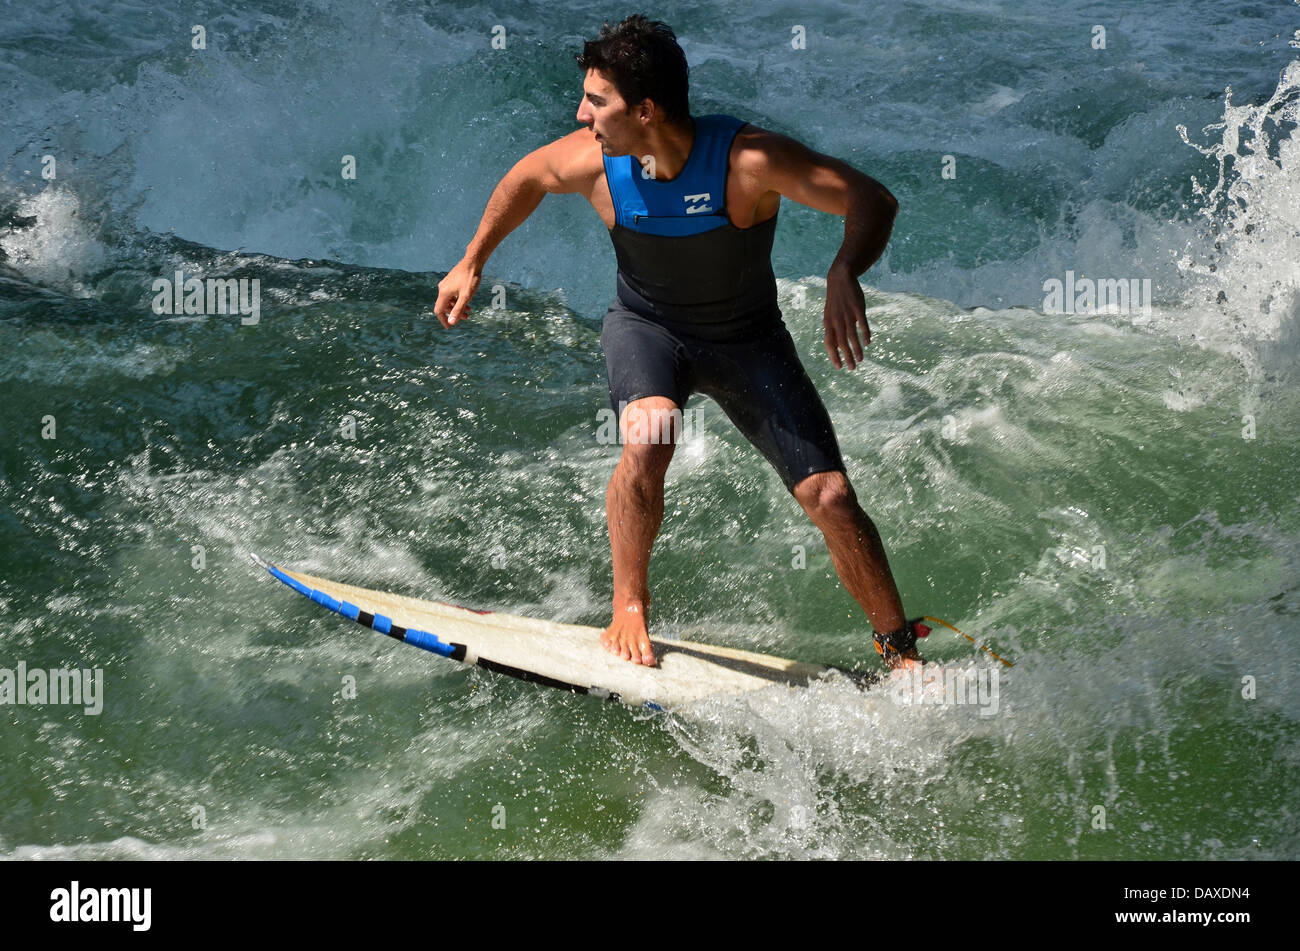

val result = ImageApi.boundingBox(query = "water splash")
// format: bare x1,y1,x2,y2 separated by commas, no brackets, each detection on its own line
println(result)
1175,41,1300,384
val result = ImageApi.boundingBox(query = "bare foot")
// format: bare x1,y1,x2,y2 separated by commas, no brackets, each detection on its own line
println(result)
887,655,931,682
600,601,656,666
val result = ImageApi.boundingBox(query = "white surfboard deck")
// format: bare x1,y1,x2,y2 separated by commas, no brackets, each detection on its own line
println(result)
253,554,876,709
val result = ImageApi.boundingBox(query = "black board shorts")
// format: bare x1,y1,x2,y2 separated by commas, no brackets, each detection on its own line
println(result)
600,303,846,493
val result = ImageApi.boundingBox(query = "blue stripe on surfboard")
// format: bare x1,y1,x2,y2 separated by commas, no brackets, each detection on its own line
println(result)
249,553,654,709
257,558,458,658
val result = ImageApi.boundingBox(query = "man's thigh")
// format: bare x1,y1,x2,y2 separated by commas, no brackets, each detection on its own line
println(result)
600,306,693,415
693,326,846,493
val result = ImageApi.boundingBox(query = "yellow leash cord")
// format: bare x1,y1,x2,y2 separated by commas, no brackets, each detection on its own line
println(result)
922,615,1016,668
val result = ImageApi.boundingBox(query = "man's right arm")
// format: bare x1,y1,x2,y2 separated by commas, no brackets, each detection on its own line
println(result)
434,131,593,327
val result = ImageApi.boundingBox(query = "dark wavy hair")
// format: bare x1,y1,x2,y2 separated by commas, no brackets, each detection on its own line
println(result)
575,15,690,126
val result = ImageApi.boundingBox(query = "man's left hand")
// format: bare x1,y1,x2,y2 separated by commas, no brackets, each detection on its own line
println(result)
824,263,870,370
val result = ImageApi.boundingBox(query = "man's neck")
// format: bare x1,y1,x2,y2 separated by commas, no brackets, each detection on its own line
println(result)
643,116,695,182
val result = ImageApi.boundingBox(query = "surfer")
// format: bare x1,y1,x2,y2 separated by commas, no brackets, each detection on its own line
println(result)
434,15,929,672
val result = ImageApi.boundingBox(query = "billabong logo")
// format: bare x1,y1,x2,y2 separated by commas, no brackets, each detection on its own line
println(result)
50,881,151,931
684,192,712,214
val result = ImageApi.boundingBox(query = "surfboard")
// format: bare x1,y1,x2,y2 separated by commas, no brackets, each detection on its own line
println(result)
251,553,876,710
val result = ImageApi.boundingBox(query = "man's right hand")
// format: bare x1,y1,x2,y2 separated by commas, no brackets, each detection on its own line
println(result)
434,257,482,328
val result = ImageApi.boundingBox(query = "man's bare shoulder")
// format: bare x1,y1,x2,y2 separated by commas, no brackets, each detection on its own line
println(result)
730,123,801,175
730,122,890,216
531,127,605,194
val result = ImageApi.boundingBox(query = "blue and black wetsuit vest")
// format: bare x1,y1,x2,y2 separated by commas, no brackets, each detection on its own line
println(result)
603,113,781,341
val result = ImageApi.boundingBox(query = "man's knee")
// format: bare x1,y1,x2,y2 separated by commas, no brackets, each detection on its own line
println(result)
616,397,679,480
792,470,856,522
618,440,675,482
619,396,685,448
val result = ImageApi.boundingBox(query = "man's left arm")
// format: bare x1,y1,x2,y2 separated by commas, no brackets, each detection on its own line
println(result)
746,130,899,370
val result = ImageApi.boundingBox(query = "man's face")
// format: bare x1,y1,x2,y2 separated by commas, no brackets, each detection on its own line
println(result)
576,68,641,156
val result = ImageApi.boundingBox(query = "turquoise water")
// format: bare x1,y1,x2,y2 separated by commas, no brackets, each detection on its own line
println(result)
1,0,1298,859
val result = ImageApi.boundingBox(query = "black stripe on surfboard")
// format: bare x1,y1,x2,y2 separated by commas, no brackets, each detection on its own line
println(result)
474,657,621,703
353,609,402,643
350,611,469,660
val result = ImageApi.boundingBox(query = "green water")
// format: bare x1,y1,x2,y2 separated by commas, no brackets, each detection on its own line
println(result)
2,257,1296,859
